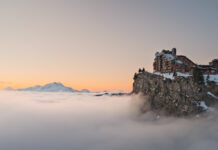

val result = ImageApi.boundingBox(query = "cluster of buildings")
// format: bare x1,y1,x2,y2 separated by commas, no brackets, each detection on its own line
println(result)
153,48,218,74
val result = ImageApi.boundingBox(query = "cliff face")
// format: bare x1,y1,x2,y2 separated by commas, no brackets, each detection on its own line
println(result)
133,71,218,116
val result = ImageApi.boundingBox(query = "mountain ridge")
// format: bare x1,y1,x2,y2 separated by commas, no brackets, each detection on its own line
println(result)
16,82,90,93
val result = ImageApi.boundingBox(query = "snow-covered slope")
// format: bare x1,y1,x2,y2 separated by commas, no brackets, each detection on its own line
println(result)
203,74,218,85
154,72,190,80
17,82,79,92
154,72,218,84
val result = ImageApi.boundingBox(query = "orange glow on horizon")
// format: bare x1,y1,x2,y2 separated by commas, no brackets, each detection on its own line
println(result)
0,77,134,92
0,66,143,92
0,82,132,92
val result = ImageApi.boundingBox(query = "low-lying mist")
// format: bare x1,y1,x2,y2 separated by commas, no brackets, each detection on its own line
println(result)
0,91,217,150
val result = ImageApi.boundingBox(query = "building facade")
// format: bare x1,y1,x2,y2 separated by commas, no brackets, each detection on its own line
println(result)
153,48,218,74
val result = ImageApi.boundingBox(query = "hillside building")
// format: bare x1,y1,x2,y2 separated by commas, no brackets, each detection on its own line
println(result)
153,48,218,74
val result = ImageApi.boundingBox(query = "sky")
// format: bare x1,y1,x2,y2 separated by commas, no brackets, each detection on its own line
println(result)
0,0,218,91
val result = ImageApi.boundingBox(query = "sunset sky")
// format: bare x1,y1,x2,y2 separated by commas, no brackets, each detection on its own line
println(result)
0,0,218,91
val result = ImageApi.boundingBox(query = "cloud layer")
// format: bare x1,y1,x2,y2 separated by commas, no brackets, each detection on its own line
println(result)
0,91,217,150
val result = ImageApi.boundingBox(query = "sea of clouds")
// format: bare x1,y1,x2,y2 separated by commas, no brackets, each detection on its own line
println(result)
0,91,218,150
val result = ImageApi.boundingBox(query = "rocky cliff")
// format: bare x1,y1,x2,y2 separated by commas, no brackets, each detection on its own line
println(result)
133,71,218,116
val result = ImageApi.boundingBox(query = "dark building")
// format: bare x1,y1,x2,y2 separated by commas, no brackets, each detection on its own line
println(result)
209,59,218,70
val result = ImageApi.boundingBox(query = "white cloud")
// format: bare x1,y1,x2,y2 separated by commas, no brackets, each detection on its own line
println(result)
0,91,217,150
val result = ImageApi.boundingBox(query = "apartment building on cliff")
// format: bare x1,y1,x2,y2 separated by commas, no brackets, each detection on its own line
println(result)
153,48,218,74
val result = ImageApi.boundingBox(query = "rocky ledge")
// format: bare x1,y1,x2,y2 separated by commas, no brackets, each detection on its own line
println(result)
133,71,218,116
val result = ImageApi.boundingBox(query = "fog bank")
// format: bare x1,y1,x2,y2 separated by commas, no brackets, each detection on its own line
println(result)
0,91,217,150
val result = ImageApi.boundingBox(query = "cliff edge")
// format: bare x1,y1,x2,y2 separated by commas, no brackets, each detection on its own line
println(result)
133,71,218,116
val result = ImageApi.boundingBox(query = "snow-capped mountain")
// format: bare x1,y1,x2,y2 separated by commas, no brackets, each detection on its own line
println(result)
17,82,89,92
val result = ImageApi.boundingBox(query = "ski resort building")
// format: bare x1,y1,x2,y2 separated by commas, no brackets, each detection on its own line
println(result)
153,48,218,74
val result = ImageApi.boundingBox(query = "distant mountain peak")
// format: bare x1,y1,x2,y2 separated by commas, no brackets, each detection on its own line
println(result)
16,82,88,93
80,89,90,93
48,82,63,85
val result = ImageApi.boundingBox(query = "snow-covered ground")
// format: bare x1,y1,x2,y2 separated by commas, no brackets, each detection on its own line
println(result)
207,92,218,99
199,101,209,110
0,91,218,150
203,74,218,85
154,72,218,85
154,72,190,80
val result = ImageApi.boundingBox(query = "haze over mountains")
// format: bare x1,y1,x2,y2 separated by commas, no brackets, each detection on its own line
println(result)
6,82,90,93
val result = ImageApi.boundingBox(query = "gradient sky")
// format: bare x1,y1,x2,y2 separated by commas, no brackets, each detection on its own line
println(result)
0,0,218,91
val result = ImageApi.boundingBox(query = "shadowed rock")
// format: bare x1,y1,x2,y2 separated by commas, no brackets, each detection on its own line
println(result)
133,71,218,116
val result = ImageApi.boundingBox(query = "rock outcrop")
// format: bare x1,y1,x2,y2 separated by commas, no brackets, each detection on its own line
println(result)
133,71,218,116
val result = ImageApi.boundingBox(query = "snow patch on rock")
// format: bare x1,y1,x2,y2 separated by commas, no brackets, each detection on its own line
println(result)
207,92,218,99
154,72,190,80
199,101,208,110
